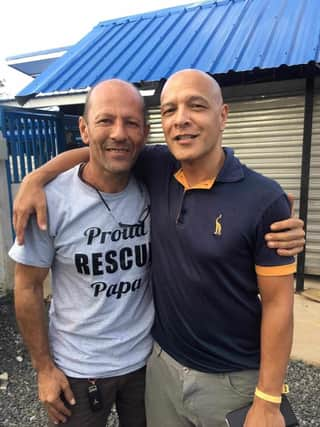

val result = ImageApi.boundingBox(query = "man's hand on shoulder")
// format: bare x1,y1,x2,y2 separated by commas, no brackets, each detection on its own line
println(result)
265,194,305,256
13,171,48,245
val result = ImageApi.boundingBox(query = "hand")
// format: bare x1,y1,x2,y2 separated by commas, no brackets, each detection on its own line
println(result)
38,365,76,425
265,194,305,256
244,399,285,427
13,173,48,245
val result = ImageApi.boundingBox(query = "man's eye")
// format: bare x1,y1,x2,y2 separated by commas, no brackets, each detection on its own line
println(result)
161,108,175,116
191,104,205,109
127,121,139,127
99,118,112,124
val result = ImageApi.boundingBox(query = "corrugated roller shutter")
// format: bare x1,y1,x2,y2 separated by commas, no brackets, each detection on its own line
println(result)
307,95,320,274
223,96,304,199
147,94,318,275
147,108,165,144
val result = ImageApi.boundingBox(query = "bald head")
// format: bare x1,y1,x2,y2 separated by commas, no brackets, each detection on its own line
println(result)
83,79,146,123
161,69,223,106
159,68,229,166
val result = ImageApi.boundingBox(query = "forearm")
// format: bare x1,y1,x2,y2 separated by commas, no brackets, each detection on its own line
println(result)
15,277,53,371
257,277,294,395
257,299,293,394
25,147,89,185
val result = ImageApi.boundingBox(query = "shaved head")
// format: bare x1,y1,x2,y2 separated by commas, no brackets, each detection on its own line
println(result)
161,69,223,106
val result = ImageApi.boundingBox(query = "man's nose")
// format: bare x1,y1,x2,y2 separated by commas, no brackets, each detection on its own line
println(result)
174,107,190,128
110,120,127,140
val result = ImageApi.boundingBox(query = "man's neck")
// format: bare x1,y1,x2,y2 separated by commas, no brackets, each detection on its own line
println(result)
180,147,225,188
80,163,130,193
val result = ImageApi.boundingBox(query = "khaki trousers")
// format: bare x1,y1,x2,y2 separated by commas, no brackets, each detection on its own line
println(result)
145,343,258,427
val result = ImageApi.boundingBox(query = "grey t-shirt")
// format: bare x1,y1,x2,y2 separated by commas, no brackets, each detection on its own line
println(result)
9,165,154,378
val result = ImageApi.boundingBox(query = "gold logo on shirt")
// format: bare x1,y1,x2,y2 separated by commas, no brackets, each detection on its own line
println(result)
214,214,222,236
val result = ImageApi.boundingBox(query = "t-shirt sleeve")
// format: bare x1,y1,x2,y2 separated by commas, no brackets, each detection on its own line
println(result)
8,215,54,268
254,193,296,276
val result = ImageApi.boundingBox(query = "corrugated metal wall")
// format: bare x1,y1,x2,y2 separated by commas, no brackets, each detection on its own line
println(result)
146,90,319,275
147,108,166,144
308,94,320,274
223,96,304,223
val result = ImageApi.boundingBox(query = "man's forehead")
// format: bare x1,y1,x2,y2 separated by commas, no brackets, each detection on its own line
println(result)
92,103,143,119
161,82,222,109
161,69,221,99
161,91,210,106
91,92,143,114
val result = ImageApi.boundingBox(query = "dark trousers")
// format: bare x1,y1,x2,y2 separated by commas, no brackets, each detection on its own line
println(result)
48,367,146,427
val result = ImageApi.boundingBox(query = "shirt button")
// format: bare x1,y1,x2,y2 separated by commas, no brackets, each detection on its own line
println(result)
183,367,189,373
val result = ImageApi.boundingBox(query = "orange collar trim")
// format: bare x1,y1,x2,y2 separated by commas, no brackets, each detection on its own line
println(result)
174,169,215,190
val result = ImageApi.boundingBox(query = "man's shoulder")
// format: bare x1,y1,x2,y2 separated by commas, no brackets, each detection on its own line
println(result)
242,164,283,194
142,144,171,159
135,144,176,179
45,165,78,193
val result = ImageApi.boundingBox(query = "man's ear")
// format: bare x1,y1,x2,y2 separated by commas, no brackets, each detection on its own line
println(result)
79,116,89,146
220,104,229,131
144,123,150,141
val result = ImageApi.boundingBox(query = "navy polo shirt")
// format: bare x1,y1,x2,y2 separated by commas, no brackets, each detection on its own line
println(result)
136,145,295,373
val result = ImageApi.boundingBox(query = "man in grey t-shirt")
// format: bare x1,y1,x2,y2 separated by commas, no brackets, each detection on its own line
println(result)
9,80,153,427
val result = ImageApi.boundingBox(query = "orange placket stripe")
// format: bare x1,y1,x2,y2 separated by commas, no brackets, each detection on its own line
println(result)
174,169,215,190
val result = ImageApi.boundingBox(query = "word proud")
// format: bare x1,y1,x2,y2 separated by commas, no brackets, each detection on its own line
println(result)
84,223,147,245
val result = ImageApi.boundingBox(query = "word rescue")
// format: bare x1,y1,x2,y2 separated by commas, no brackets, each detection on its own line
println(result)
74,225,151,299
75,244,151,275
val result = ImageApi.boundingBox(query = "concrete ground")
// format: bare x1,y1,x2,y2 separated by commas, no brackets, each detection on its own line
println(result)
291,276,320,366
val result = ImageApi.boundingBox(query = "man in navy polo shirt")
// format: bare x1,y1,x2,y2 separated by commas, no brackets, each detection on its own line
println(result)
13,71,302,427
141,70,296,427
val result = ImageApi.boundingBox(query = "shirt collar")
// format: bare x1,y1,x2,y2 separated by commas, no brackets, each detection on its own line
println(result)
216,147,244,183
174,147,244,190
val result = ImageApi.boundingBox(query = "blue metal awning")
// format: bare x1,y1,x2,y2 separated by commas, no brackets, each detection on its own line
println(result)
17,0,320,102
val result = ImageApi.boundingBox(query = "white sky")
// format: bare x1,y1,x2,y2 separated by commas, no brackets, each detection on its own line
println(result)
0,0,197,95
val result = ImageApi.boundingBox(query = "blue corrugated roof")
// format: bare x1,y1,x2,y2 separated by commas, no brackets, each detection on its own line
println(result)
17,0,320,100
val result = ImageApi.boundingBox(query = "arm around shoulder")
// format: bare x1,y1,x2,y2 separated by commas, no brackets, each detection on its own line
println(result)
13,147,89,245
265,193,305,256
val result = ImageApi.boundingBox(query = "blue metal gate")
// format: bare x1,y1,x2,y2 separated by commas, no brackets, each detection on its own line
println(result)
0,106,80,226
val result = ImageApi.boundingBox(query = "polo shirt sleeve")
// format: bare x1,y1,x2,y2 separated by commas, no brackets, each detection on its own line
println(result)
254,193,296,276
134,145,173,183
8,215,54,268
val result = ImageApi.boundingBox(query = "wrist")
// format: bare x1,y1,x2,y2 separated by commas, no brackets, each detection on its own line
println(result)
23,169,49,186
32,356,55,373
253,394,281,410
254,386,282,404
